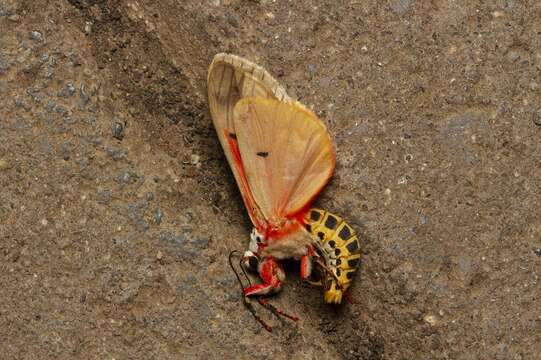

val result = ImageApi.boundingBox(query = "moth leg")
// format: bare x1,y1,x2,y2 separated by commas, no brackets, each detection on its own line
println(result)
314,257,342,288
300,255,313,280
305,279,323,286
244,256,284,297
257,298,299,321
301,245,320,280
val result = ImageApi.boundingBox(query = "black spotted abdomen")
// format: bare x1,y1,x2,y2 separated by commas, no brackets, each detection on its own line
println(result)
304,208,361,303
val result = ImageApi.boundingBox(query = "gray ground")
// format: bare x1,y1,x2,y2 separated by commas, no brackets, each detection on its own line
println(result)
1,0,540,359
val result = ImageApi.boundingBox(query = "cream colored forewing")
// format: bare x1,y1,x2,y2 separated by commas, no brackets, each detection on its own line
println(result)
207,53,290,143
233,97,335,225
207,54,291,227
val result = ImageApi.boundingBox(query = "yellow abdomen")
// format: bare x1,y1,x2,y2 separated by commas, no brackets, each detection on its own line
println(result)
304,208,361,304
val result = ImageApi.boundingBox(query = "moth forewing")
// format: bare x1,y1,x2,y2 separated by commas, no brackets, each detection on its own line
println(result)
233,97,335,224
207,53,293,227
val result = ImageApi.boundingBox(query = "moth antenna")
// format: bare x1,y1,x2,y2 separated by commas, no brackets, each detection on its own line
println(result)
238,257,253,286
228,250,246,291
228,250,273,332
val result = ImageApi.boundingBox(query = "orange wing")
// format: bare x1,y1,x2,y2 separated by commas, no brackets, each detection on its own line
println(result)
207,54,291,228
233,98,335,227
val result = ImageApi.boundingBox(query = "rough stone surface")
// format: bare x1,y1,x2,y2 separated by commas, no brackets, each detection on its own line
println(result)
0,1,540,359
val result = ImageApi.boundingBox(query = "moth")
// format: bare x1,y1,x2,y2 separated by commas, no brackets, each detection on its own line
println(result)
207,53,361,327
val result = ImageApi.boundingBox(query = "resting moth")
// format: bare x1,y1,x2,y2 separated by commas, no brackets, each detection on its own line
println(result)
208,53,361,329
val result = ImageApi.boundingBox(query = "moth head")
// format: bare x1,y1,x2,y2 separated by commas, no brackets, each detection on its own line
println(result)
242,250,259,273
249,228,266,253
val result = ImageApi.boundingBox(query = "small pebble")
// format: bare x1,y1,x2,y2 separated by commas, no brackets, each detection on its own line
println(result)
58,83,76,98
0,158,9,170
79,84,90,106
191,154,201,168
29,31,43,41
84,21,93,34
154,208,163,224
39,53,49,64
14,99,25,108
97,189,112,204
105,146,127,161
55,105,68,115
111,120,125,140
59,141,72,160
26,88,41,103
423,314,438,326
127,203,149,231
45,100,56,112
533,109,541,126
117,169,134,184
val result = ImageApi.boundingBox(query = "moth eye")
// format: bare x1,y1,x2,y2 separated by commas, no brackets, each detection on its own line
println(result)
256,236,262,243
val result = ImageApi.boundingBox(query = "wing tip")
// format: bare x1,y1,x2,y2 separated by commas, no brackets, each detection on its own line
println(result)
208,53,291,102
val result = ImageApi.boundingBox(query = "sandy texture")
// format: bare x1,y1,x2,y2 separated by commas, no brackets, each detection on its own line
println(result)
1,0,540,359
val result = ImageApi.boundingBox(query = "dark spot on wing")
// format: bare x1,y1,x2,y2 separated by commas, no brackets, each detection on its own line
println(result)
310,210,321,222
346,271,355,279
305,224,312,233
328,240,335,248
336,258,341,266
256,151,269,157
339,226,351,240
318,232,325,240
346,240,359,253
325,215,338,229
335,248,341,256
229,132,237,139
348,258,360,268
336,269,341,277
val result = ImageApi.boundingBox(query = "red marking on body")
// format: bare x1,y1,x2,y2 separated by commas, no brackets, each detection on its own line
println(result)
288,198,318,225
262,203,311,243
265,220,303,241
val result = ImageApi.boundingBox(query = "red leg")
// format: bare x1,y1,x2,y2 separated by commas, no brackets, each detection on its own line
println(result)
300,255,313,280
244,256,284,297
300,246,317,280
